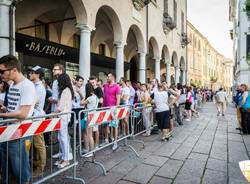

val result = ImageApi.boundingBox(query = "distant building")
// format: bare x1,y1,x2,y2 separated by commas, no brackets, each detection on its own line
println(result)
187,21,233,91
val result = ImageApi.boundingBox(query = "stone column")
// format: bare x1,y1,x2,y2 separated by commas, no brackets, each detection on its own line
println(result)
182,70,186,85
0,0,12,57
138,52,146,83
114,42,124,81
175,66,180,84
155,58,161,82
166,62,171,85
77,24,92,80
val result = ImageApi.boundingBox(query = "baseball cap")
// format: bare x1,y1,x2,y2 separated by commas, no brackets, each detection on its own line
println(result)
29,65,45,76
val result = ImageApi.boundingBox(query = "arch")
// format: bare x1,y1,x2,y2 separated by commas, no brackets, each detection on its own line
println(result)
162,45,170,63
68,0,87,24
171,51,178,67
180,56,186,70
149,37,160,59
126,24,146,53
16,0,87,29
95,5,123,43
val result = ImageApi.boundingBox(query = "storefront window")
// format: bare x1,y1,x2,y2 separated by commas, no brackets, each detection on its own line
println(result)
66,62,79,79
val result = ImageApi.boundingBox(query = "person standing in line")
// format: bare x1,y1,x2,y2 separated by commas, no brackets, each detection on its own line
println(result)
235,86,243,131
150,84,170,141
140,83,152,136
103,73,121,150
239,84,250,134
184,86,193,121
126,80,135,106
89,76,103,148
48,64,65,113
49,64,65,159
119,77,130,136
215,88,228,116
81,84,99,156
0,55,36,184
71,75,85,127
29,66,47,177
54,74,74,168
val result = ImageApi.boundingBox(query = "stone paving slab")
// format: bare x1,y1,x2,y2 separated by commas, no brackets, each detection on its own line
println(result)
202,169,227,184
206,158,227,172
143,155,168,167
148,176,172,184
155,159,183,179
171,145,193,160
188,152,209,162
123,164,159,184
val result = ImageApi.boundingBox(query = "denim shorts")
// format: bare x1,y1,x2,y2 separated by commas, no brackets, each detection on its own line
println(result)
0,137,31,183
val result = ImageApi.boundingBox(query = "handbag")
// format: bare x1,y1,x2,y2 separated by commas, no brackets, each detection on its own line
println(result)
178,94,186,104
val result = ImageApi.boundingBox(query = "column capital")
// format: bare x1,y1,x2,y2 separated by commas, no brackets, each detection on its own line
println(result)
175,66,180,69
113,41,125,48
0,0,12,6
76,23,94,32
166,62,171,66
154,58,161,62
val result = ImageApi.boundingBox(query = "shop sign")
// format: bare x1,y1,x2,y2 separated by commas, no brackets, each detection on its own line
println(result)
16,33,78,61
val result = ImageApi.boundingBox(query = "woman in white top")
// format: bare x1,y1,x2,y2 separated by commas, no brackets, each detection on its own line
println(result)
55,74,74,168
81,84,99,156
151,84,170,141
141,84,152,136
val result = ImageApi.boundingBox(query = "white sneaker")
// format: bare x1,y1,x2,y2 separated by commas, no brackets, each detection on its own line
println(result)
85,152,93,158
105,138,109,144
185,119,191,122
52,153,62,159
112,141,118,151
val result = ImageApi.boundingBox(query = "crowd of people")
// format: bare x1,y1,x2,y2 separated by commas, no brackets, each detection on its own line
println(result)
0,54,209,183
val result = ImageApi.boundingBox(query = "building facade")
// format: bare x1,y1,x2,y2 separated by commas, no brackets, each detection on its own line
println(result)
0,0,188,84
230,0,250,86
187,21,233,91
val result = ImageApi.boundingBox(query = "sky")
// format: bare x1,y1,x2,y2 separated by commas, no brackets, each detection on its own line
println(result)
187,0,233,59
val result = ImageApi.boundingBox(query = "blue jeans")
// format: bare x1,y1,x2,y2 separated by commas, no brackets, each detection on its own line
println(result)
0,137,31,184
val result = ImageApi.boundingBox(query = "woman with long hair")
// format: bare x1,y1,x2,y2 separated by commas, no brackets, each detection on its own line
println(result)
185,86,193,121
54,73,74,168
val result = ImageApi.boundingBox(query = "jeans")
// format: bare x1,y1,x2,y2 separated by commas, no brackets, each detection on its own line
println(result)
175,106,183,125
0,137,31,184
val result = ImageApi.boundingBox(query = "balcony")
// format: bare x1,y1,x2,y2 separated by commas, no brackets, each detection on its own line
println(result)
181,32,189,48
132,0,151,11
163,13,176,34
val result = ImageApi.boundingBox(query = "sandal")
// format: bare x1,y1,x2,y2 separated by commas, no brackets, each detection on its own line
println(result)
57,161,70,169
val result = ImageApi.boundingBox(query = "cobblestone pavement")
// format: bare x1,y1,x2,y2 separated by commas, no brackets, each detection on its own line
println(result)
49,102,250,184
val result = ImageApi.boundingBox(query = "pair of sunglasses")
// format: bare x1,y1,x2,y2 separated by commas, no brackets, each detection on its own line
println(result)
0,68,13,75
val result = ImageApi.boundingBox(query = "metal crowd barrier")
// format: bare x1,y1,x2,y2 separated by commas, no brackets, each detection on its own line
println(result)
0,111,84,184
77,104,139,182
129,103,156,147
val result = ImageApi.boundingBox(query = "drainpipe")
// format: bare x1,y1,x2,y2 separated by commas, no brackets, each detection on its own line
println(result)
185,0,188,85
9,1,16,55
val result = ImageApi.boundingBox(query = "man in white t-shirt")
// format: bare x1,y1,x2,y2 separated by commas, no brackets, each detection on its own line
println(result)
29,65,46,177
0,55,36,184
119,77,130,136
215,88,228,116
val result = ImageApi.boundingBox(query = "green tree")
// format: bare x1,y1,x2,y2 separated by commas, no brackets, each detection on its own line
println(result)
245,0,250,19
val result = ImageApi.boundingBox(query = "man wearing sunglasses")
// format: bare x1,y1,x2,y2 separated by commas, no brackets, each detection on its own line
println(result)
0,55,36,184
